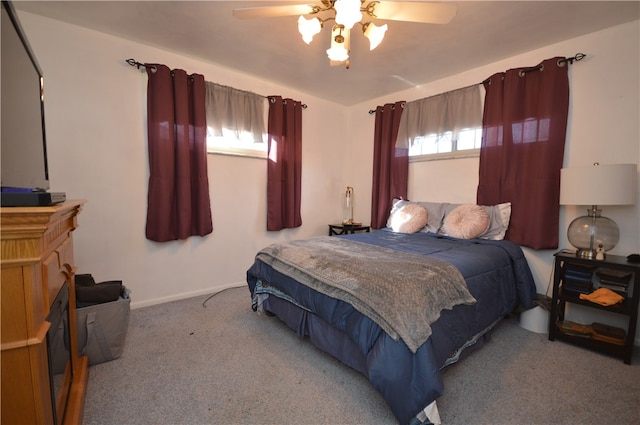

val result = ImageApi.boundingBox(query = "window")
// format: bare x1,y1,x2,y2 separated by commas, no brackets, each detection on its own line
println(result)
409,127,482,161
397,85,484,161
204,81,267,158
206,128,267,159
512,117,551,144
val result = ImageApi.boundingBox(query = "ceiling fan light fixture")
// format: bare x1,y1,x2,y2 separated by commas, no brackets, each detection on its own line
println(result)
298,15,322,43
363,22,387,50
233,1,458,68
326,25,350,62
334,0,363,29
326,45,349,62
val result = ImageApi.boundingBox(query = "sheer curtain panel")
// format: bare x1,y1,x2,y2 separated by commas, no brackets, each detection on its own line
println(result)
266,96,303,231
205,82,265,142
145,64,213,242
396,85,482,148
371,101,408,229
478,57,569,249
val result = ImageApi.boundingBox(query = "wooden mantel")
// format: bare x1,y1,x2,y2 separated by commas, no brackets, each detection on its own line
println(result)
1,200,89,425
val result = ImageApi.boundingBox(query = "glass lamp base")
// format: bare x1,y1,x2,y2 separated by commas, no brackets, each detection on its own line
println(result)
575,248,597,259
567,211,619,256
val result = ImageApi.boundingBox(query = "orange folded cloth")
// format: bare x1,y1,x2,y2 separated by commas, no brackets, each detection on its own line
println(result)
579,288,624,306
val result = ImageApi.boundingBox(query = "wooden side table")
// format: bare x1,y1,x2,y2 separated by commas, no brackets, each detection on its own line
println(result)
328,223,371,236
549,251,640,364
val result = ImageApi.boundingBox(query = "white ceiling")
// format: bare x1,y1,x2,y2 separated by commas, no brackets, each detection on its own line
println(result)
14,1,640,105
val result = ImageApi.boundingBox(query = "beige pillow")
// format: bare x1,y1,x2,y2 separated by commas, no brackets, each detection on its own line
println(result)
443,204,490,239
440,202,512,240
389,203,428,234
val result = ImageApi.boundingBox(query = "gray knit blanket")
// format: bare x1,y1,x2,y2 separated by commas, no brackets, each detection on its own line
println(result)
256,236,476,353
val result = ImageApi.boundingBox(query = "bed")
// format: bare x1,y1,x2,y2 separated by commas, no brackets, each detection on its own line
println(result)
246,201,537,425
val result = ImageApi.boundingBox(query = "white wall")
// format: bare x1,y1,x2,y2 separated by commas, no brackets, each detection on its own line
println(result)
19,11,640,340
19,12,350,308
347,19,640,287
345,20,640,338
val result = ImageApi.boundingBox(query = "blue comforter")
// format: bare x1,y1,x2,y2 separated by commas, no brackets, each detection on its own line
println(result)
246,229,536,424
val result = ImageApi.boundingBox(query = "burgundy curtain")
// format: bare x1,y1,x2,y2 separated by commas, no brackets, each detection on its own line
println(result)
266,96,303,231
477,57,569,249
145,64,213,242
371,101,408,229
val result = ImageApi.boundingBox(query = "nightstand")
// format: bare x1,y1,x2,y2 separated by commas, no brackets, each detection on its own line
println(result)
548,251,640,364
328,223,371,236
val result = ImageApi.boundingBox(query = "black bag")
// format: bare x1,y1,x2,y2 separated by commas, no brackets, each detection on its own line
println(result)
75,274,124,306
75,273,96,287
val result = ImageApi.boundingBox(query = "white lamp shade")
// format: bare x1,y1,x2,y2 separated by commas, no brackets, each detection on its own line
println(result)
326,45,349,62
326,26,350,62
560,163,637,206
298,16,322,44
334,0,362,29
364,22,387,50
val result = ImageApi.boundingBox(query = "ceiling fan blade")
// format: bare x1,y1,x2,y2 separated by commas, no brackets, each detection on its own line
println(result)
372,2,457,24
233,4,315,19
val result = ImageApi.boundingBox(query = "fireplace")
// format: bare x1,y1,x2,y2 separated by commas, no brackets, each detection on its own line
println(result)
1,201,88,424
46,282,73,425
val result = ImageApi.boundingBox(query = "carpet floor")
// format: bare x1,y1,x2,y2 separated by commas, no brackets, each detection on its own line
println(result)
82,286,640,425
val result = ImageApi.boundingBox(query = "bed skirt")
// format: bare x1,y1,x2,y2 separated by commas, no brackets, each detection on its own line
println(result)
260,293,500,425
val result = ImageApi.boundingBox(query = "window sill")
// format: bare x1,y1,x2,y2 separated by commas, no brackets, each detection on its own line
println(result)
207,147,266,159
409,149,479,163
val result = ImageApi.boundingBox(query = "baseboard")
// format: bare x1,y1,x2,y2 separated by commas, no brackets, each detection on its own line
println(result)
130,282,640,348
130,282,246,309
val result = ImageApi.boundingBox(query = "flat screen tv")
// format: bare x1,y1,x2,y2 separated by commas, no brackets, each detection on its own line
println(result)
1,0,65,206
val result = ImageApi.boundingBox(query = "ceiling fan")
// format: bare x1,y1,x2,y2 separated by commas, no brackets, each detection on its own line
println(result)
233,0,457,68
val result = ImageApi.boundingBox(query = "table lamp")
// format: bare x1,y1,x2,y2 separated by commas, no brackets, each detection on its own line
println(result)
560,163,637,259
343,186,354,224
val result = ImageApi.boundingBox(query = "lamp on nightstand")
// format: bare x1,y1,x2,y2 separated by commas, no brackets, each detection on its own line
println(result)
560,163,637,259
343,186,354,224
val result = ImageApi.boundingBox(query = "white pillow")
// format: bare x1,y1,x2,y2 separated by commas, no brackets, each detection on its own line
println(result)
442,204,490,239
389,203,428,234
416,201,447,233
479,202,511,240
386,198,407,228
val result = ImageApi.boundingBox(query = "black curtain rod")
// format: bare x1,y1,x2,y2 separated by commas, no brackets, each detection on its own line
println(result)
126,58,156,71
125,58,307,109
369,52,586,114
480,52,586,86
368,102,405,115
